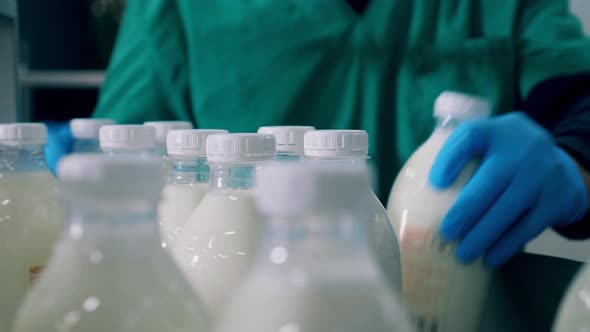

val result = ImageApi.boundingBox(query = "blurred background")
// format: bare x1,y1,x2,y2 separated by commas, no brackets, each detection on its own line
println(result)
5,0,590,123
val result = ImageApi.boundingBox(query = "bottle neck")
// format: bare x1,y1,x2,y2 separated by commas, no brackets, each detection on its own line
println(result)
437,115,470,128
430,116,475,143
0,145,47,172
63,202,161,252
434,115,483,132
155,141,167,157
73,138,100,153
275,153,302,162
208,162,258,191
303,156,367,166
253,211,373,270
261,211,370,251
168,156,209,185
102,147,156,157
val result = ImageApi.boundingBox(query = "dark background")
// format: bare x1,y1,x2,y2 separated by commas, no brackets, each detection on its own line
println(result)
18,0,123,122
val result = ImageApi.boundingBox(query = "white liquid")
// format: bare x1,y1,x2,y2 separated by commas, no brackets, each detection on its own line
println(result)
0,171,63,331
386,129,490,332
158,183,209,249
553,264,590,331
11,226,210,332
215,244,413,331
173,190,262,318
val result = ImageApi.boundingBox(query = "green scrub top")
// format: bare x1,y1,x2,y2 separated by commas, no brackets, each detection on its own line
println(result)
93,0,590,199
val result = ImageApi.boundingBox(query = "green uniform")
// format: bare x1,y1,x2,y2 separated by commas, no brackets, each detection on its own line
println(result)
94,0,590,198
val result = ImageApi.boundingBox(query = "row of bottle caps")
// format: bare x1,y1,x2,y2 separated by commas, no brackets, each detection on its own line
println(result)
0,120,375,161
89,121,369,160
4,87,495,162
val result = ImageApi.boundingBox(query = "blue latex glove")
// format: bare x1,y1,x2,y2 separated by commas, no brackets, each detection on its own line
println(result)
44,122,73,174
429,112,588,267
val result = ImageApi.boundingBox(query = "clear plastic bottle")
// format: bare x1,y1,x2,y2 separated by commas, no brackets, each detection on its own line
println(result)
215,163,414,332
70,118,115,153
99,125,157,156
144,121,193,156
553,264,590,331
159,129,227,250
11,154,210,332
303,129,402,294
386,91,492,332
0,123,64,332
257,126,315,161
173,133,275,318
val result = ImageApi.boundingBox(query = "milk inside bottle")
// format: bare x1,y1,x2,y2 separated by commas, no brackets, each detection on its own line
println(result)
144,121,193,156
11,154,210,332
99,124,157,156
0,123,63,332
70,118,114,153
159,129,227,250
386,91,492,332
215,164,414,332
303,129,402,294
553,264,590,331
173,133,275,318
257,126,314,161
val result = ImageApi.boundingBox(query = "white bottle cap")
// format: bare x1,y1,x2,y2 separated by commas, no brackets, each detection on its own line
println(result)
206,133,275,163
70,118,115,139
304,130,369,158
143,121,193,143
434,91,491,120
0,123,47,146
257,163,372,218
167,129,228,157
58,153,164,200
99,125,156,150
257,126,315,154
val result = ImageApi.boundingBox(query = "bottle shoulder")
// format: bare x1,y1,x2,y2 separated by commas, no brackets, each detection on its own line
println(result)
15,244,210,331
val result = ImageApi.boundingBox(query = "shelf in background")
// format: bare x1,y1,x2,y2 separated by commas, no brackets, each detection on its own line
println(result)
19,69,105,89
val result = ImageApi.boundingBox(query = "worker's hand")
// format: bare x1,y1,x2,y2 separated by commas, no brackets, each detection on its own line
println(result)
45,122,72,174
429,112,588,267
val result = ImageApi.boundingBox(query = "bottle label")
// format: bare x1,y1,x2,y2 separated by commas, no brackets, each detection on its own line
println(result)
29,266,44,287
399,227,456,332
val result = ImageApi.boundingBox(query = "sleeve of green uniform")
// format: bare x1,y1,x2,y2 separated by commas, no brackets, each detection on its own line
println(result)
93,0,193,124
518,0,590,98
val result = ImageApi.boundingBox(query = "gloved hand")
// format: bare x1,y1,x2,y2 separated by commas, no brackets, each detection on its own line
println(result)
429,112,588,267
44,122,73,174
